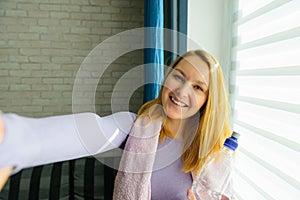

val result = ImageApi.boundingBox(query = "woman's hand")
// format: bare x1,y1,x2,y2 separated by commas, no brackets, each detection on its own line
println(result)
187,188,196,200
0,117,13,191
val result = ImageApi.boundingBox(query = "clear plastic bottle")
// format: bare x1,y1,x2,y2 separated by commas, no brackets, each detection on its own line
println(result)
191,132,240,200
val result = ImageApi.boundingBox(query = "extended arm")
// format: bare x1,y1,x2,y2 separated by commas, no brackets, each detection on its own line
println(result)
0,112,135,174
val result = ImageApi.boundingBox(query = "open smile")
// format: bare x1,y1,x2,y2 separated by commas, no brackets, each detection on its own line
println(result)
169,96,188,107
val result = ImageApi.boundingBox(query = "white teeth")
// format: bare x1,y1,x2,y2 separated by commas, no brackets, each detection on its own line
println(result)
171,96,187,107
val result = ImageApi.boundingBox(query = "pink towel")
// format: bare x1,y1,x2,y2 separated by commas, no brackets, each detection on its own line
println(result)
113,117,162,200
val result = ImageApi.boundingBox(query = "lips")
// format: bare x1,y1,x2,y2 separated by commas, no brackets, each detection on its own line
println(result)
169,96,188,107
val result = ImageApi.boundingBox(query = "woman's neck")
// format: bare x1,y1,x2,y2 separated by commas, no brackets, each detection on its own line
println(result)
165,118,187,139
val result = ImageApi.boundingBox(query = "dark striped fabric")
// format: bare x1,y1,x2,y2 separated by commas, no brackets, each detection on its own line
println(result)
0,157,108,200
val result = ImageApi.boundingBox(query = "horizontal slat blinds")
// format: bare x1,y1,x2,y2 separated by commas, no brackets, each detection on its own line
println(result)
230,0,300,199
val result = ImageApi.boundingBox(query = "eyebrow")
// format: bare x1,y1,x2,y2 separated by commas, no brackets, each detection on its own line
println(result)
174,68,208,89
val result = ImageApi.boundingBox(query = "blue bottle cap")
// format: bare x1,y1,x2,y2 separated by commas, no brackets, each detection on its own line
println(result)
224,131,240,151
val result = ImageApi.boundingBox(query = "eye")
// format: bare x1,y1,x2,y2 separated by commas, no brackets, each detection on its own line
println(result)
173,74,185,83
194,85,204,92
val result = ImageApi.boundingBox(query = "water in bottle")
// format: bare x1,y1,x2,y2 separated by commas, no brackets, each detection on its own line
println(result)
191,132,240,200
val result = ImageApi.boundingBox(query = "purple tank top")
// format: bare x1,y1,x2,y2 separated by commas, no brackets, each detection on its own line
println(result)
151,137,193,200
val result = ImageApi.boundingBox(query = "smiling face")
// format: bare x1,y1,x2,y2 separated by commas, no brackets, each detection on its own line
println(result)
162,55,210,121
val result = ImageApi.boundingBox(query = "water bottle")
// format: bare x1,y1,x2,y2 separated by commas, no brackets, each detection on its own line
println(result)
191,132,240,200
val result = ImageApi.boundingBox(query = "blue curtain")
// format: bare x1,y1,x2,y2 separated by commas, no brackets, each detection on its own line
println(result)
164,0,187,65
143,0,164,103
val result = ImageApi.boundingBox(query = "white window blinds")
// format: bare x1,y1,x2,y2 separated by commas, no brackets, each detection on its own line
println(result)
230,0,300,199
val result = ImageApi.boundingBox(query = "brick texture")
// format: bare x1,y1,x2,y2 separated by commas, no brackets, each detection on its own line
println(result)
0,0,144,117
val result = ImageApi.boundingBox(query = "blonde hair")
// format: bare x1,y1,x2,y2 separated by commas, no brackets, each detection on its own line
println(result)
137,50,232,173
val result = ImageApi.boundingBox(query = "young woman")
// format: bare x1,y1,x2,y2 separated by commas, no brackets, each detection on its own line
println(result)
0,50,232,199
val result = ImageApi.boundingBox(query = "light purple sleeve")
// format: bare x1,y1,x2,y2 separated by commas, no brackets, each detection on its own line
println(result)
0,112,136,174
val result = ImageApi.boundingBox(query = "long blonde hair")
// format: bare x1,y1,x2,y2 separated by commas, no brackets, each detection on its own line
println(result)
137,50,232,173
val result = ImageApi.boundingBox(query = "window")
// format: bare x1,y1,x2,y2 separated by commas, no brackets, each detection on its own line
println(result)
230,0,300,199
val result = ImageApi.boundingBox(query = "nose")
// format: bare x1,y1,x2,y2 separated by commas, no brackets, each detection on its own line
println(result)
174,82,191,99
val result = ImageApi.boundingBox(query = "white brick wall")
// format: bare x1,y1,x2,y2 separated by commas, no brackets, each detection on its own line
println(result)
0,0,144,117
